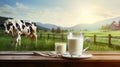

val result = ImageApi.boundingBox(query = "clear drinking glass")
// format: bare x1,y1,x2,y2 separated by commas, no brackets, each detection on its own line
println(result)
55,42,66,55
67,32,90,57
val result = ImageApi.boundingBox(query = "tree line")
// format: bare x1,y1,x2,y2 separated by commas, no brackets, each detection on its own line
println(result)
100,21,120,31
100,24,111,31
51,27,68,33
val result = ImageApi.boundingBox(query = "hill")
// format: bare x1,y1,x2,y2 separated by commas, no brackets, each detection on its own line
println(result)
69,16,120,30
35,22,58,29
1,16,120,31
0,16,49,31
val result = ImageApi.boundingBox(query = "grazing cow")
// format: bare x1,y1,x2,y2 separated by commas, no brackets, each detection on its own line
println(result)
4,19,37,47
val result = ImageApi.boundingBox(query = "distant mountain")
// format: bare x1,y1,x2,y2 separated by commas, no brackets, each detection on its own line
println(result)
35,16,120,31
1,16,120,31
0,16,49,31
69,16,120,30
35,22,58,29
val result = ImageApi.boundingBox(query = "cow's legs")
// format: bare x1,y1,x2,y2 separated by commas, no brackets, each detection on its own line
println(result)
33,33,37,47
29,33,37,49
16,34,21,48
18,36,21,46
10,36,14,45
35,34,37,46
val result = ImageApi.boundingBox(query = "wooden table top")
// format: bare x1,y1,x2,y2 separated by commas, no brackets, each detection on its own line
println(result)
0,51,120,62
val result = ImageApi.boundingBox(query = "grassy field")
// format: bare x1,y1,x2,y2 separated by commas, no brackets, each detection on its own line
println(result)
83,30,120,36
0,30,120,51
83,30,120,46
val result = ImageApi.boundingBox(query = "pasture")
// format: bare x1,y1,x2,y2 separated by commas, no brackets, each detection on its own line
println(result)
0,30,120,51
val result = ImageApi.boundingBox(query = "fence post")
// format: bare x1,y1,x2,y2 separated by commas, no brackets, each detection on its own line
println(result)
40,33,42,39
94,34,96,44
53,33,55,40
108,34,112,47
48,33,50,39
61,34,64,41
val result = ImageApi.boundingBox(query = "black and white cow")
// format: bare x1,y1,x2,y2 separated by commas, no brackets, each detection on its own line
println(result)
4,19,37,47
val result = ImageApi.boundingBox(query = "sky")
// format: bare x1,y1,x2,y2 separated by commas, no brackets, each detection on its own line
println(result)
0,0,120,27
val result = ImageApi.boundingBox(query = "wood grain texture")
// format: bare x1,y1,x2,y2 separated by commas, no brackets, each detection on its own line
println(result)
0,51,120,67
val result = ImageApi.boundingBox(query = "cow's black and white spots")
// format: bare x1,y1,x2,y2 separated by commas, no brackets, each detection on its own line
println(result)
4,19,37,47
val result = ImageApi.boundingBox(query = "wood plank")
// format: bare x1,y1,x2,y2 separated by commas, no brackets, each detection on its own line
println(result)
0,51,120,62
1,51,120,67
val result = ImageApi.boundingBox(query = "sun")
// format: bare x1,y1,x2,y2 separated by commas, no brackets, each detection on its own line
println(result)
77,7,101,24
80,8,93,17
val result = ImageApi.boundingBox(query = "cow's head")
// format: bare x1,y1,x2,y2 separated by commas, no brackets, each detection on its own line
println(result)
4,19,14,34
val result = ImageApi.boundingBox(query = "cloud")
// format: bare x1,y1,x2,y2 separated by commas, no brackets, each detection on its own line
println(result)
23,7,78,27
94,6,120,19
0,2,30,19
16,2,28,9
1,1,120,27
12,3,80,26
0,4,17,16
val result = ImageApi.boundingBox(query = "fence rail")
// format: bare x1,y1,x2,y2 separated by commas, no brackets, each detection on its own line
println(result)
38,33,120,47
93,34,120,47
39,33,67,41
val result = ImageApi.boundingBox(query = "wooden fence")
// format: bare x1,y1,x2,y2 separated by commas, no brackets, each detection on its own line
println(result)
93,34,120,47
38,33,120,47
39,33,67,41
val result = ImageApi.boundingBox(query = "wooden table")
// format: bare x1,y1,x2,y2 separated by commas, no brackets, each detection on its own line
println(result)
0,51,120,67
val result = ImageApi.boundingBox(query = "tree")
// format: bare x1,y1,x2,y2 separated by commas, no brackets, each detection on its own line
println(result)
51,28,55,33
83,29,88,31
62,29,68,32
56,27,61,33
100,24,110,31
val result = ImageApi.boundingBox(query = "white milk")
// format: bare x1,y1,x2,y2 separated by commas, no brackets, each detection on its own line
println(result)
68,37,83,56
55,42,66,55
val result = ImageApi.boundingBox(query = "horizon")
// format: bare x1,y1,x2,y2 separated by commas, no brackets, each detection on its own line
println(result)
0,0,120,27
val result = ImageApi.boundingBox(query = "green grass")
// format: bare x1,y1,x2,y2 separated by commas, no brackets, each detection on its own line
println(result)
84,42,119,51
84,30,120,36
0,30,120,51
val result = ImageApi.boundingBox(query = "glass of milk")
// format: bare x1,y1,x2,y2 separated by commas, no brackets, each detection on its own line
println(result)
68,32,90,57
55,42,66,55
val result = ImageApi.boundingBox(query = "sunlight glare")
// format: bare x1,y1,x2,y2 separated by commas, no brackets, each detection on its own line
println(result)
77,7,102,24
